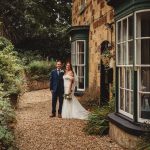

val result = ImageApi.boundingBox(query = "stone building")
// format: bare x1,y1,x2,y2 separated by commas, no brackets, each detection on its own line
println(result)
69,0,150,149
68,0,115,104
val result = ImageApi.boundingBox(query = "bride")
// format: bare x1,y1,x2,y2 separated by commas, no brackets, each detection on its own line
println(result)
62,62,89,120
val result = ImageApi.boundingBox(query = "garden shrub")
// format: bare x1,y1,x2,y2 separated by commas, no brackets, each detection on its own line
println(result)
17,49,43,66
0,36,23,150
0,84,16,149
26,60,55,80
0,37,24,96
84,100,115,136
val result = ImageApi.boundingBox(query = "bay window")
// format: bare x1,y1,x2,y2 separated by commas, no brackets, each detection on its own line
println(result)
136,11,150,122
117,10,150,122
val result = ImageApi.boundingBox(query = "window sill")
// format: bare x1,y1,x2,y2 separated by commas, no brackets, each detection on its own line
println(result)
108,113,150,136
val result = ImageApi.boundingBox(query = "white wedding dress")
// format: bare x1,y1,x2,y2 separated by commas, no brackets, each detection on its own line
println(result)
62,74,89,120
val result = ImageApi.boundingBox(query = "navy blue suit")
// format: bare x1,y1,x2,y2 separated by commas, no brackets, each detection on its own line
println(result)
50,69,64,115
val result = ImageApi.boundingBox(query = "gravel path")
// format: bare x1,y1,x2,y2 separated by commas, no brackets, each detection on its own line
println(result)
15,89,124,150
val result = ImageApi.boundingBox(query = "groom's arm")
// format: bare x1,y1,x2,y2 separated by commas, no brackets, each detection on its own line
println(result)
50,71,53,91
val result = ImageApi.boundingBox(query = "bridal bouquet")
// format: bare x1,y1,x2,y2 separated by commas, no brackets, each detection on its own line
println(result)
64,93,72,101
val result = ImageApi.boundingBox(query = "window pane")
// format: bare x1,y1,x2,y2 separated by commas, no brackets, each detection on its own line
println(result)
131,69,134,90
131,91,134,115
140,67,150,92
120,68,124,88
140,94,150,119
78,77,84,89
117,44,121,65
128,16,134,40
126,68,130,89
128,41,134,65
123,19,127,41
78,66,84,77
136,39,150,65
120,89,124,110
71,54,76,65
136,12,150,37
77,41,84,53
117,21,121,43
123,43,126,65
72,66,77,75
125,90,130,113
78,53,84,64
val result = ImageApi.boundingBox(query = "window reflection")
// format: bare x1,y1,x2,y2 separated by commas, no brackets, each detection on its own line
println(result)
141,68,150,92
136,11,150,37
125,91,130,113
120,89,124,110
141,94,150,119
128,16,134,40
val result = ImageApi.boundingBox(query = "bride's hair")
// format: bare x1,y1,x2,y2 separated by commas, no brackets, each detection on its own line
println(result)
65,62,74,75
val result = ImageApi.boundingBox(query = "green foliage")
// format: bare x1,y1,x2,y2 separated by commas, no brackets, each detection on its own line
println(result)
0,37,24,95
0,99,16,126
84,100,115,136
0,37,12,51
0,125,15,150
26,60,55,80
17,49,43,65
0,84,16,149
0,37,21,149
0,0,72,58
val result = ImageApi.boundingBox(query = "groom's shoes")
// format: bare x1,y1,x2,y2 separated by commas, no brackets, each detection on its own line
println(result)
58,114,62,118
50,114,56,117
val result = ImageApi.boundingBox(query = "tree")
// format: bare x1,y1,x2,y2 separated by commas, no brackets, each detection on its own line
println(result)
0,0,72,59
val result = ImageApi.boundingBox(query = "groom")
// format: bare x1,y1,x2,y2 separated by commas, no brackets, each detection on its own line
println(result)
50,60,64,118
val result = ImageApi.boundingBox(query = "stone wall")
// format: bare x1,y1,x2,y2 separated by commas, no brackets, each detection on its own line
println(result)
26,80,49,91
109,122,139,149
72,0,115,88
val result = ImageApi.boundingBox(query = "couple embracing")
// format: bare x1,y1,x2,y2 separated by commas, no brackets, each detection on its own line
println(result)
50,60,89,120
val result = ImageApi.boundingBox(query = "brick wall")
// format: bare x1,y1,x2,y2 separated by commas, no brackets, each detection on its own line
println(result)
72,0,115,89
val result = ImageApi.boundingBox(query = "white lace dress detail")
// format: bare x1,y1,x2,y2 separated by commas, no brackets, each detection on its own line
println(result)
62,74,89,120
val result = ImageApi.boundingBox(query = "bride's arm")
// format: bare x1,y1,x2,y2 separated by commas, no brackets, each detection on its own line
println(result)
69,72,74,93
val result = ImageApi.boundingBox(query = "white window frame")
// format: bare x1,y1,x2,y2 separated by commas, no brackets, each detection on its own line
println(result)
71,40,86,91
134,9,150,123
116,14,134,119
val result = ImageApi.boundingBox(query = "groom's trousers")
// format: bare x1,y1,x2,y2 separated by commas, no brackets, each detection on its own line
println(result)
52,90,63,115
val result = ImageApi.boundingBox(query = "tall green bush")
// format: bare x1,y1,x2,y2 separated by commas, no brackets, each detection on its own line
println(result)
17,49,43,66
0,37,24,95
26,60,55,80
0,84,16,149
